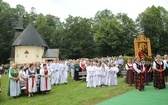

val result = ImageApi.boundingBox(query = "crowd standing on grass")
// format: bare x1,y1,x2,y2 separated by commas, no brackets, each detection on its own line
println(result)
1,54,168,98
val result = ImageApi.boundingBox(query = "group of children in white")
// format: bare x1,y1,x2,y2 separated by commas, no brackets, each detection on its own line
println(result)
86,62,119,88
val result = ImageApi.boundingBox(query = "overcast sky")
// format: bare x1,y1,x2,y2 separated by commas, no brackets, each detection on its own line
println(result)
3,0,168,21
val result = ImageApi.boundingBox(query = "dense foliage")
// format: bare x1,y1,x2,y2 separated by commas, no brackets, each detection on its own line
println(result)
0,0,168,63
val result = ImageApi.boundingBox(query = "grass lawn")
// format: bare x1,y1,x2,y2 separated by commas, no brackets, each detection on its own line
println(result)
0,75,134,105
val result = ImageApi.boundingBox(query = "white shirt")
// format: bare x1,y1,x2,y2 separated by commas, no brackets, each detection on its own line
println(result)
133,62,145,74
125,63,133,70
163,59,168,68
153,60,166,70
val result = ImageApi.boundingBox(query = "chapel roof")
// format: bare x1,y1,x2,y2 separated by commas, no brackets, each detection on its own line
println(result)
42,49,59,58
12,23,49,48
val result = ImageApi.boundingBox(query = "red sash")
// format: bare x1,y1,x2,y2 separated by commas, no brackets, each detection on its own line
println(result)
145,64,148,81
140,67,143,84
44,69,48,89
32,77,34,88
45,78,48,89
159,63,163,79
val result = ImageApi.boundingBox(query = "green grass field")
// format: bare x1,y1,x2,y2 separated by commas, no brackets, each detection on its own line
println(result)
0,75,134,105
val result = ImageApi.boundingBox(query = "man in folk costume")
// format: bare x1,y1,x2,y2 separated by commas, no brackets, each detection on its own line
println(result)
111,63,119,86
163,54,168,83
125,58,134,86
153,55,166,89
133,56,145,91
86,62,96,88
8,64,21,98
26,63,37,97
40,64,51,94
60,61,68,84
51,59,60,85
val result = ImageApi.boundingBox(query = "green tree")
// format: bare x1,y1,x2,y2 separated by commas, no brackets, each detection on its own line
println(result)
116,13,137,55
136,5,168,55
94,9,114,25
94,18,122,56
0,0,18,63
61,16,95,59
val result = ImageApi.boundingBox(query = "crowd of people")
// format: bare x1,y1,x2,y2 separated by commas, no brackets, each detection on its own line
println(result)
125,55,168,91
7,59,71,98
3,54,168,98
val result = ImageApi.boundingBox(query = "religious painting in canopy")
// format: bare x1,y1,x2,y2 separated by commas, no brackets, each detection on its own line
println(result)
134,33,152,59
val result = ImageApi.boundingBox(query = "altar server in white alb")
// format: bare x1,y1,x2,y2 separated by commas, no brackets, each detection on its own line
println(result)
101,62,107,86
26,63,37,97
8,64,21,98
40,64,51,94
86,62,96,88
111,64,119,85
60,61,68,84
106,63,114,86
51,59,60,85
95,63,102,87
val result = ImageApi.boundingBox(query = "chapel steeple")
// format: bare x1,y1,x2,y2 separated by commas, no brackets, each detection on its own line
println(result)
13,17,24,41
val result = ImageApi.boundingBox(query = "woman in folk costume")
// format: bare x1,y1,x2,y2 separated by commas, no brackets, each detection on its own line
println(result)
101,62,107,86
144,60,153,85
133,56,145,91
86,62,96,88
111,63,119,86
106,63,114,86
40,64,51,94
153,55,166,89
19,66,27,89
125,59,134,86
163,54,168,82
26,63,37,97
8,64,21,98
95,62,102,87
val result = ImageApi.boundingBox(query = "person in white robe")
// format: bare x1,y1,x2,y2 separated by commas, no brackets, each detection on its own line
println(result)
111,64,119,86
40,64,51,94
60,61,68,84
95,63,102,87
106,63,114,86
70,60,75,78
51,59,60,85
7,64,21,98
101,62,107,86
26,63,37,97
86,63,96,88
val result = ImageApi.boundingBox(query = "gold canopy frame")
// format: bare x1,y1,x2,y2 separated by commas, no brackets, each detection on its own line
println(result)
134,33,152,58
